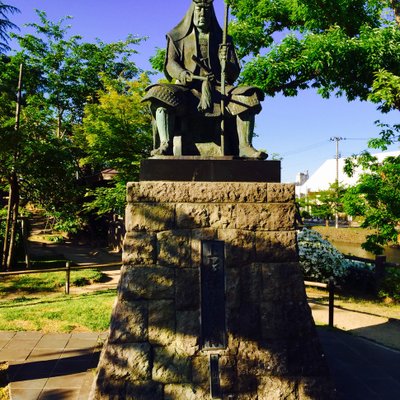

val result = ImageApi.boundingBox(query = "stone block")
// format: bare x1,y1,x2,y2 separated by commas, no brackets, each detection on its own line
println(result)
175,269,200,310
153,347,191,383
100,342,151,382
125,381,163,400
108,300,147,343
157,230,191,267
220,355,237,393
175,203,213,229
148,300,176,347
261,263,306,302
217,229,256,268
267,183,295,203
241,263,262,304
298,377,335,400
226,268,241,310
234,203,296,231
260,301,315,341
175,310,201,356
237,340,288,378
227,268,261,340
257,376,298,400
164,384,209,400
118,266,174,300
126,203,175,232
127,181,270,204
127,182,189,203
255,231,298,262
192,355,209,384
122,232,156,265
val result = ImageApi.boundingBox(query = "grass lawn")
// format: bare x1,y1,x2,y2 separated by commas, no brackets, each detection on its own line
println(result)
0,289,116,332
0,268,116,332
0,269,106,296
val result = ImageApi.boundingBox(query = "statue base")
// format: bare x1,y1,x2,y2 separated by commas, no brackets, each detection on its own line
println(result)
89,181,335,399
140,158,281,182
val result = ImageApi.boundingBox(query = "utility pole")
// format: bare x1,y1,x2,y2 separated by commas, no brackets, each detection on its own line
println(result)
330,137,344,229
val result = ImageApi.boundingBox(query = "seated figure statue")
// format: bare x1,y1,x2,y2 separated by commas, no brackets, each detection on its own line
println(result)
142,0,267,159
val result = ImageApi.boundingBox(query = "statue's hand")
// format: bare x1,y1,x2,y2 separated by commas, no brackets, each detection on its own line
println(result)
206,71,216,82
179,70,193,85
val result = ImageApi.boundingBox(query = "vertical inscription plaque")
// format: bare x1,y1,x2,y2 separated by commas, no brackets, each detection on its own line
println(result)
201,240,226,349
209,354,222,399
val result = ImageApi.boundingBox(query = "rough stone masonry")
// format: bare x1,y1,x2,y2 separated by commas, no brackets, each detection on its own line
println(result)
90,181,334,399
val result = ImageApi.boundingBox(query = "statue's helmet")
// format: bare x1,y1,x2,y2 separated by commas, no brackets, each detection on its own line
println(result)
193,0,214,5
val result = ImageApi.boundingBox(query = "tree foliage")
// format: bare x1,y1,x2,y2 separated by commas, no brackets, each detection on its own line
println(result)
76,75,152,180
343,151,400,254
228,0,400,108
0,1,19,53
76,74,153,216
298,182,346,225
1,11,146,232
11,10,142,138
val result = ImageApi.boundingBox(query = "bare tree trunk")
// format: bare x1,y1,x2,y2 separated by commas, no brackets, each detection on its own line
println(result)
6,173,19,270
3,64,24,270
1,182,13,270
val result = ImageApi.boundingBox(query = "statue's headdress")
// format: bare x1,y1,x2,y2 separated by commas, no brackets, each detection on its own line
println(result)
193,0,214,5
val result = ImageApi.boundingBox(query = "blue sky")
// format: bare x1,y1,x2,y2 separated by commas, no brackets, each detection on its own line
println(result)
8,0,400,182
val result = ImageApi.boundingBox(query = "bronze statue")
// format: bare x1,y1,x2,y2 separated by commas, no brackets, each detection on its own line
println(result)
142,0,267,159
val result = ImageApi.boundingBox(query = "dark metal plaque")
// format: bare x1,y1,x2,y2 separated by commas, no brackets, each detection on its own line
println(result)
209,354,222,399
201,240,226,349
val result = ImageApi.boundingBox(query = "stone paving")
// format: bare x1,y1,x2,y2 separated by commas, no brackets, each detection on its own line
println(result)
0,332,105,400
1,325,400,399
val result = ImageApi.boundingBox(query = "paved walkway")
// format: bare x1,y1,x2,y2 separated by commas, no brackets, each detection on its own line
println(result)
0,331,105,400
1,324,400,399
318,328,400,400
1,250,399,400
309,301,400,351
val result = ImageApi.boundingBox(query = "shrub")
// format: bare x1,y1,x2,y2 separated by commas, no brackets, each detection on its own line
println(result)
297,228,374,289
378,267,400,302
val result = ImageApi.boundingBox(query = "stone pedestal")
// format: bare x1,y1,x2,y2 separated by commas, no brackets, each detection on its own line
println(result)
90,181,334,400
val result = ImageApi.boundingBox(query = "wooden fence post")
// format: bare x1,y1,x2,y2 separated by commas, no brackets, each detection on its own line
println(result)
65,261,71,294
375,255,386,280
375,255,386,293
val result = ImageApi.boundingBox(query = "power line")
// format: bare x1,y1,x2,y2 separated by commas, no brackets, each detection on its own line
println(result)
281,139,330,157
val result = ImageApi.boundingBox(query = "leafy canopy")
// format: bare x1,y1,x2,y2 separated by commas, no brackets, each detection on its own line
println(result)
343,151,400,254
76,74,153,216
228,0,400,108
1,10,147,226
0,1,19,53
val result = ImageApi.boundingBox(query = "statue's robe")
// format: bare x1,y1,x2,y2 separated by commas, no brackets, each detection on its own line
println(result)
142,2,263,117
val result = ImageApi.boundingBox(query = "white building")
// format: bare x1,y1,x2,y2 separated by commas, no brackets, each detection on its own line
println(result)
295,150,400,197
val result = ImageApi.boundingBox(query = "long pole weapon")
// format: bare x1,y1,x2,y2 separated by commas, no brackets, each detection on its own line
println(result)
220,2,229,156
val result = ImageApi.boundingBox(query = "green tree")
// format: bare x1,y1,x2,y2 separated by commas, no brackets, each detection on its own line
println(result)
344,150,400,254
1,11,145,266
228,0,400,105
303,182,347,226
12,10,142,138
76,75,153,216
0,1,19,53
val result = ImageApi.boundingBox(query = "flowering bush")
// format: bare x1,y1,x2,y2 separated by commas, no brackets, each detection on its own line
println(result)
297,228,373,284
